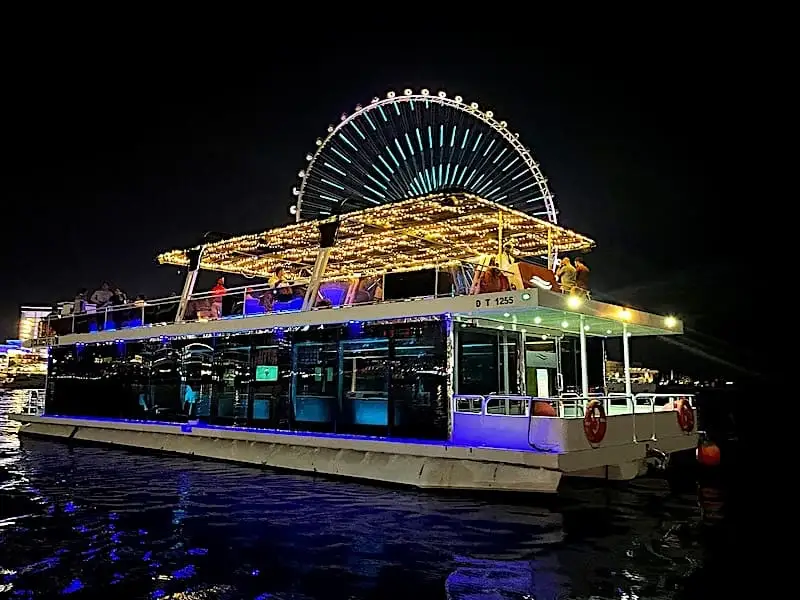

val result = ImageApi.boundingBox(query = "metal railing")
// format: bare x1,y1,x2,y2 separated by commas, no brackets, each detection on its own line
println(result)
23,389,46,416
42,259,530,336
452,392,696,445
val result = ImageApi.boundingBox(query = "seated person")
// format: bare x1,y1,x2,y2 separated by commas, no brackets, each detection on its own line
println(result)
243,288,265,315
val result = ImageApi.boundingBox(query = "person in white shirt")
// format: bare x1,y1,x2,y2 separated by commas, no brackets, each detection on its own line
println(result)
90,282,113,307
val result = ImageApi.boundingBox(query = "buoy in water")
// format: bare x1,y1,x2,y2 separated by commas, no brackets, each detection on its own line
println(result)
696,440,721,467
532,400,557,417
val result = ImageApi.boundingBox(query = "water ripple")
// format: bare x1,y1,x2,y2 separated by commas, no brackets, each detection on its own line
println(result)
1,391,734,599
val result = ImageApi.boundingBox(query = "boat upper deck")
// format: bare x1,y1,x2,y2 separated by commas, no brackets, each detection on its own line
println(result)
34,192,681,347
39,286,681,347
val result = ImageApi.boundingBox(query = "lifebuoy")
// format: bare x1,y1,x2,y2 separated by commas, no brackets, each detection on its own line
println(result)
676,398,695,433
583,399,607,444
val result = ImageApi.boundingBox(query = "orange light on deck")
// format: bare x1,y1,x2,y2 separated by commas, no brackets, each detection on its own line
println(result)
618,308,632,321
664,316,677,328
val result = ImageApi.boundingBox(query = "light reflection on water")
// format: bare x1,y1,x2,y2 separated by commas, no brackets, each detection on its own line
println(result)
0,391,734,599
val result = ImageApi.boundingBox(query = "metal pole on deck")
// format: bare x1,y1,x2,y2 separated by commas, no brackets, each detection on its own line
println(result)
579,314,589,397
302,247,332,310
176,245,205,322
622,322,632,398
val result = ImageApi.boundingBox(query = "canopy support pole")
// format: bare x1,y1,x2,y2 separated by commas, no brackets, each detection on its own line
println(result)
622,322,633,398
175,246,204,323
302,247,332,310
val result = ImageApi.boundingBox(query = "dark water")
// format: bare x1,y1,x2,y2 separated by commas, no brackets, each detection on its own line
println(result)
0,391,739,599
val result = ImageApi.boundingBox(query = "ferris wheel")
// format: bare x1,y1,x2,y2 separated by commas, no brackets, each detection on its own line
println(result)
291,89,558,224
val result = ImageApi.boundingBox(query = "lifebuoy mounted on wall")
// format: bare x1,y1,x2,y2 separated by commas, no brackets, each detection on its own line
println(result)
583,399,607,445
676,397,695,433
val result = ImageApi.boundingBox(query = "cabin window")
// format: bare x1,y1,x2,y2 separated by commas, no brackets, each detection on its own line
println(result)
485,396,528,416
455,396,482,413
340,338,390,428
292,342,339,427
211,338,251,423
43,321,449,440
456,329,520,396
251,339,282,421
178,341,214,419
390,322,448,439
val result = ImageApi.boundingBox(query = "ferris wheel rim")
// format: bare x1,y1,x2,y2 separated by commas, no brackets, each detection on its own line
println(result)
294,91,558,224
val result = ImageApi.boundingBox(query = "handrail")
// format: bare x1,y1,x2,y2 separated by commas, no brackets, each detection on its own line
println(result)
24,389,46,416
42,258,526,337
451,392,696,450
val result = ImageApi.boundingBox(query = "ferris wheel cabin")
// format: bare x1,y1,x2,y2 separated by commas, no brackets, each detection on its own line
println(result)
15,192,697,494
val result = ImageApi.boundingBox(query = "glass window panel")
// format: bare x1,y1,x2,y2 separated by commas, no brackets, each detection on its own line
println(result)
340,339,389,429
292,342,338,428
457,329,520,396
212,335,251,424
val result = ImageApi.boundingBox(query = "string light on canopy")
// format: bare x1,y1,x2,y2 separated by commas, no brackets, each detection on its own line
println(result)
157,192,594,281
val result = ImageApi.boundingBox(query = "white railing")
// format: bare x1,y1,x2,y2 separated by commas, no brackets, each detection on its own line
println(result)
452,392,696,446
24,389,46,416
42,259,531,336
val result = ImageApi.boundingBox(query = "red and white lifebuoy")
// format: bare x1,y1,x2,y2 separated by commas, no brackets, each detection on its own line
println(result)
676,397,695,433
583,399,607,444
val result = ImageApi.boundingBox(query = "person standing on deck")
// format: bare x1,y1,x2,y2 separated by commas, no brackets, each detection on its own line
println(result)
556,257,577,294
211,277,226,319
90,281,113,307
574,257,590,297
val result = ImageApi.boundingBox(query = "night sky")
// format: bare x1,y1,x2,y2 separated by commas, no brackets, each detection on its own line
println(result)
3,34,753,379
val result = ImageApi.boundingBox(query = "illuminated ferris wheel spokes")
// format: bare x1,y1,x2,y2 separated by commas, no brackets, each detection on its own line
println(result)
293,89,557,223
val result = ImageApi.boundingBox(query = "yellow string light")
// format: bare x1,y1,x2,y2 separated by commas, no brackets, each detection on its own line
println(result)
157,193,595,279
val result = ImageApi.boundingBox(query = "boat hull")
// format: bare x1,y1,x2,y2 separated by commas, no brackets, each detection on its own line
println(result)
10,412,698,493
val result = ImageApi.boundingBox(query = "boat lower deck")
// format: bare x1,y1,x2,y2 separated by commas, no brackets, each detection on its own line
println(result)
10,411,698,494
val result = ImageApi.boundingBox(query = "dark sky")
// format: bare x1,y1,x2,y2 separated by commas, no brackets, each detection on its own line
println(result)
2,32,754,378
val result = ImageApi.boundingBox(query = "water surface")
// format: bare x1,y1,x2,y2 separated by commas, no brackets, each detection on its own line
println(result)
0,391,737,599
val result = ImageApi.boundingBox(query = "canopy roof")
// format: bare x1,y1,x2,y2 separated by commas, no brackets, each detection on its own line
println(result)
157,193,594,279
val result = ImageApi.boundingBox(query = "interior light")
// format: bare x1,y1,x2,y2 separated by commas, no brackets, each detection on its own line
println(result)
561,320,569,328
533,316,542,324
664,316,677,328
567,295,582,309
618,309,632,321
521,292,531,301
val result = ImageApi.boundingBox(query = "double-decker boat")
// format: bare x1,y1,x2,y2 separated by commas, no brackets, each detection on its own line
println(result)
13,192,697,493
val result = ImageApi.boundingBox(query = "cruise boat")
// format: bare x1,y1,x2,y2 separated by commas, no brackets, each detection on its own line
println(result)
13,192,697,493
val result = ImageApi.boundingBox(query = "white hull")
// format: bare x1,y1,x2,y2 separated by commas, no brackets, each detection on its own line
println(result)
10,412,697,493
